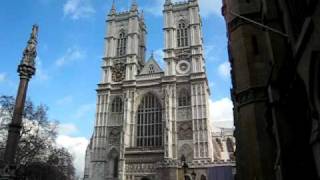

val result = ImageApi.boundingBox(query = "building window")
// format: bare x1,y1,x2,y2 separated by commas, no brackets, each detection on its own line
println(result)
111,96,123,113
117,32,127,56
177,21,189,47
178,89,191,107
137,93,162,147
226,138,234,152
149,64,155,74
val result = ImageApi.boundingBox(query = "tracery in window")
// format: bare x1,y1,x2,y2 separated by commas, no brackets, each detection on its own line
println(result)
136,93,162,147
117,32,127,56
111,96,123,113
178,89,191,107
177,21,189,47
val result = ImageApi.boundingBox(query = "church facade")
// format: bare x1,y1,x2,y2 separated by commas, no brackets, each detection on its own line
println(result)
83,1,235,180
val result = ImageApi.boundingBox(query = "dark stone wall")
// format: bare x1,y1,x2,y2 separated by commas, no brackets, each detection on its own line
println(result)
222,0,320,179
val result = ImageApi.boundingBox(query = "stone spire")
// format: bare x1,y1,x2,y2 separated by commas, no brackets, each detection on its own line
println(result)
109,0,116,15
140,10,144,21
130,0,138,12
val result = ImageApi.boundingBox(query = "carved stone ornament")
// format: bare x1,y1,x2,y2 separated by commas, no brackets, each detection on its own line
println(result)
112,62,126,82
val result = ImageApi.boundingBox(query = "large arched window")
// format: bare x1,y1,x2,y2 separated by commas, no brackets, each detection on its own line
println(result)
117,32,127,56
177,21,189,47
137,93,162,147
178,89,191,107
111,97,123,113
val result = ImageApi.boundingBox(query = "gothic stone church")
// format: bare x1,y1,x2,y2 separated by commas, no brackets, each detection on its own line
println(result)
83,1,235,180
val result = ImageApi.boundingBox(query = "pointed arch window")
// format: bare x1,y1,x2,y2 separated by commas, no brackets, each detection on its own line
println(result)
149,64,155,74
117,32,127,56
178,89,191,107
111,96,123,113
177,21,189,47
137,93,162,147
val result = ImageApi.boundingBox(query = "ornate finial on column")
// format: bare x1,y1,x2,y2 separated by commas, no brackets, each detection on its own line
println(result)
109,0,116,15
18,24,39,79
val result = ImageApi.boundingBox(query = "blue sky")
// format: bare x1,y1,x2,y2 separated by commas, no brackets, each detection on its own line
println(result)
0,0,232,175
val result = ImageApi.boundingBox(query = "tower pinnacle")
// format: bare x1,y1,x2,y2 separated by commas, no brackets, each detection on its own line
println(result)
130,0,138,12
109,0,116,15
165,0,172,5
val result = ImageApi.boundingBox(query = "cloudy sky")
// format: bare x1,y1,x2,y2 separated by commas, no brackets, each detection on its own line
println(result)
0,0,232,176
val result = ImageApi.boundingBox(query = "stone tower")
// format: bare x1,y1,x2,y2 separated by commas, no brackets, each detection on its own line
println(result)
222,0,320,179
89,1,146,180
163,0,213,162
221,0,277,180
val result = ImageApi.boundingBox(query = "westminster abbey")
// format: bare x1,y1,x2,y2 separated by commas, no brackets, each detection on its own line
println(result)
83,1,235,180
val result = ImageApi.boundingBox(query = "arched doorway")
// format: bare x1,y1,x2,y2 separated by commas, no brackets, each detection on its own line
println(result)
141,177,150,180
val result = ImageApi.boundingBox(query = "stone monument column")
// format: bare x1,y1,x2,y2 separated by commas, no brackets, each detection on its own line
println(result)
1,25,38,179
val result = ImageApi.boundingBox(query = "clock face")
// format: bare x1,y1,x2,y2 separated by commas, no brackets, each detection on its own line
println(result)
112,63,126,82
176,60,190,74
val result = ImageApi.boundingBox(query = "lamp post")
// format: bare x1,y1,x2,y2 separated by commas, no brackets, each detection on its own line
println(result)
1,25,39,179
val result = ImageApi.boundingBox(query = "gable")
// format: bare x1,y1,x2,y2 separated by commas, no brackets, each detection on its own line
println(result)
140,58,163,75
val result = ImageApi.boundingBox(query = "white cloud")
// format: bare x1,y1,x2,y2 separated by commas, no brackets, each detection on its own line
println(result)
0,73,6,83
144,0,222,18
55,47,86,67
56,135,89,176
63,0,95,20
217,61,230,79
209,97,234,128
